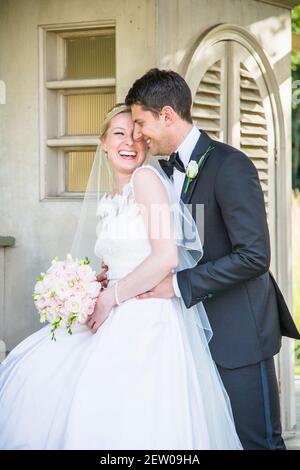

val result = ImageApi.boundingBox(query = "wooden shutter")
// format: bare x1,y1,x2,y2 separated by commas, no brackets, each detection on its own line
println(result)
190,41,227,143
191,60,223,141
190,40,276,271
239,63,270,211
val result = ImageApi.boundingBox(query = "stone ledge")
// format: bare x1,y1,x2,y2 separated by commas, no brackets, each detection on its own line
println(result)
0,236,15,248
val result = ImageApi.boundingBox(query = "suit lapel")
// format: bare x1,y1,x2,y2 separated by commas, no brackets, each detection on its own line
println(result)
180,130,214,204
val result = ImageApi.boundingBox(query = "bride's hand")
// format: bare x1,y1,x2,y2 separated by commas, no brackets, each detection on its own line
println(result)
86,288,115,334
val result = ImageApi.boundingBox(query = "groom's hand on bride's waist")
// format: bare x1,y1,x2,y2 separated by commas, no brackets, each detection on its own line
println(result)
96,263,109,289
136,273,175,300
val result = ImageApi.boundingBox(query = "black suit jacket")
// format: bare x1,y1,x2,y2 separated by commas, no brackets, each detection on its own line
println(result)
172,130,300,369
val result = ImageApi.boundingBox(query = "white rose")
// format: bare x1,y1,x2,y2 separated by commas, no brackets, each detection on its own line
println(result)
186,161,198,179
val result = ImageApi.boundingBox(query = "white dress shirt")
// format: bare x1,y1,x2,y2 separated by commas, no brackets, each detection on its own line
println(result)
170,125,201,297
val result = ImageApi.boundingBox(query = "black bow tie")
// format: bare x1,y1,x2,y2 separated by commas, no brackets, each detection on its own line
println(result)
158,152,186,178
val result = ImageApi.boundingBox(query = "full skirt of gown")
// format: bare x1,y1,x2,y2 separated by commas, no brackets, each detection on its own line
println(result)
0,296,242,450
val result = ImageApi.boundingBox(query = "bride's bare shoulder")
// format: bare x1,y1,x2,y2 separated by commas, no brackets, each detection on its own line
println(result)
131,165,164,185
131,166,168,203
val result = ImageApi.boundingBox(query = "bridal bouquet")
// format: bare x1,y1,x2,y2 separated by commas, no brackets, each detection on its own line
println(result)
33,254,101,340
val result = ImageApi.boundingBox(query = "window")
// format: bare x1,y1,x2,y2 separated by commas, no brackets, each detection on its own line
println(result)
39,23,116,198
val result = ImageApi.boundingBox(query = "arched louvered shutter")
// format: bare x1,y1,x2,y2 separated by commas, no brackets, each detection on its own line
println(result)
191,61,223,141
189,42,227,143
239,63,270,213
233,42,276,245
189,40,276,272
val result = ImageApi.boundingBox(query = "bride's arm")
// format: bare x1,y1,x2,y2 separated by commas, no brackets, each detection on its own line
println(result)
116,168,178,302
87,168,178,332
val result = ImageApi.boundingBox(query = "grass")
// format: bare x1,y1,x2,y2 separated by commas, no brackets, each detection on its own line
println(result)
292,191,300,376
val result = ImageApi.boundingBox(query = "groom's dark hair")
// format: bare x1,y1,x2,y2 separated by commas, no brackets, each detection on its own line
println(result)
125,68,193,123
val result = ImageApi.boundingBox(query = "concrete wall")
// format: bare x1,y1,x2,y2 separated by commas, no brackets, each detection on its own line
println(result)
0,0,156,350
156,0,291,72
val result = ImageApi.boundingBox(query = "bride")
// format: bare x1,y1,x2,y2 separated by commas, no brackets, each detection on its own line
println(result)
0,104,242,450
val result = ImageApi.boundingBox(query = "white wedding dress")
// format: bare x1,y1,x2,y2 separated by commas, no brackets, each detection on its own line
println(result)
0,168,242,450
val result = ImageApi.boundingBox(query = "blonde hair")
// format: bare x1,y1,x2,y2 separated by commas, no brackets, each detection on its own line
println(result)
100,103,131,140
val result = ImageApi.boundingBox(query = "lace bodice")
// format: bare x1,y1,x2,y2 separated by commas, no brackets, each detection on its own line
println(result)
94,174,151,281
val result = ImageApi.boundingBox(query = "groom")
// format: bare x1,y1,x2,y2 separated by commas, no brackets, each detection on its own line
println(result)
122,68,300,450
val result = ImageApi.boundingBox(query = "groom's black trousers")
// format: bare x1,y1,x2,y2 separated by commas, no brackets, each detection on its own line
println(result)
217,357,286,450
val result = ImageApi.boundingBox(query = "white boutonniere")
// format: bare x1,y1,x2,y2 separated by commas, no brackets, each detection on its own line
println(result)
184,144,215,194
